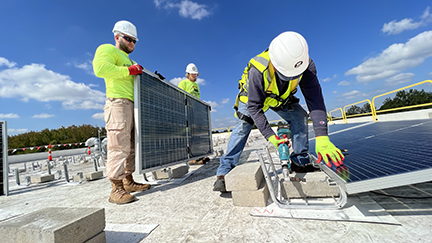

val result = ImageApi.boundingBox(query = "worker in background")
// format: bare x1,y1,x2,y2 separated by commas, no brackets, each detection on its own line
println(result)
93,20,151,204
213,31,344,192
178,63,209,165
178,63,201,99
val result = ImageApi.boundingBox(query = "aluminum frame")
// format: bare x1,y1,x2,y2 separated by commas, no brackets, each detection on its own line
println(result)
1,121,9,196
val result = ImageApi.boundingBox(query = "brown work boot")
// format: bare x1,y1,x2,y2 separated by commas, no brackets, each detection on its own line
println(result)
189,156,210,165
123,174,151,193
213,175,227,192
109,180,136,204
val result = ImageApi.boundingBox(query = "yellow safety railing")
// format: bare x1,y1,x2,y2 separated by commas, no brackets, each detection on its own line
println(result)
343,99,374,122
328,108,346,124
371,80,432,121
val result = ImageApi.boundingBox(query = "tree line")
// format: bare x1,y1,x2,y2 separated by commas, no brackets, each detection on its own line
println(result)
7,124,106,155
345,89,432,116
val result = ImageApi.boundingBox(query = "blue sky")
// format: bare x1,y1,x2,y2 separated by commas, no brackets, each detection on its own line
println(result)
1,0,432,136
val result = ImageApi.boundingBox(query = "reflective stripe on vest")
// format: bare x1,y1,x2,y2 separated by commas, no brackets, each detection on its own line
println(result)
236,50,301,112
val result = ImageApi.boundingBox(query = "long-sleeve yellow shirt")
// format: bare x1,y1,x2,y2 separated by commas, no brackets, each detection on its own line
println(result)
93,44,136,101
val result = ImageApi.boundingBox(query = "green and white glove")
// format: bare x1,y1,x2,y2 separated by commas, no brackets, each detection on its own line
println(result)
268,135,285,148
315,136,344,167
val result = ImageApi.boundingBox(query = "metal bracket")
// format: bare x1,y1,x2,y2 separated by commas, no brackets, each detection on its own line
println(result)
257,147,347,210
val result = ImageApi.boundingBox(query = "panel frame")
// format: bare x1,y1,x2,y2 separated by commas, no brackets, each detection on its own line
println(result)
1,121,9,196
133,70,213,175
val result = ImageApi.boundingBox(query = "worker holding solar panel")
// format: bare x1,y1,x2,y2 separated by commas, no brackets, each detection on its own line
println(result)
93,20,151,204
214,31,344,192
178,63,201,99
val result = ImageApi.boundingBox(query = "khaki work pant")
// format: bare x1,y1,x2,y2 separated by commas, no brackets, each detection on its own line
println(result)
104,98,135,180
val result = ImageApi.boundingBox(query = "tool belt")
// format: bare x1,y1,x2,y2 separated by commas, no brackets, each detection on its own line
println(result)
233,106,254,125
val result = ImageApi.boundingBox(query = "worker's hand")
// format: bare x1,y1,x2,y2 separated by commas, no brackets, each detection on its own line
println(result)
155,71,165,80
128,64,143,75
268,135,286,148
315,136,344,167
336,165,350,182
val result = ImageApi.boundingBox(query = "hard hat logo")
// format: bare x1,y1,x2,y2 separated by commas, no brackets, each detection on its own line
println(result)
294,61,303,69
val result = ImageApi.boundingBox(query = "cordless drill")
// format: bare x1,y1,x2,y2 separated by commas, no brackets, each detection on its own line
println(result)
277,124,291,178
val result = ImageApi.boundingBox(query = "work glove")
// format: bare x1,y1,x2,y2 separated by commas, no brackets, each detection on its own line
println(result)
128,64,143,75
336,165,350,182
315,136,344,167
155,71,165,80
268,135,286,148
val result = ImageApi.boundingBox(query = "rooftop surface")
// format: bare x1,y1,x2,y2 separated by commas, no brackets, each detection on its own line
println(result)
1,126,432,243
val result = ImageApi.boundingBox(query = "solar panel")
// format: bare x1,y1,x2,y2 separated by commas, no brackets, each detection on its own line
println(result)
308,119,432,194
134,71,212,173
0,121,8,196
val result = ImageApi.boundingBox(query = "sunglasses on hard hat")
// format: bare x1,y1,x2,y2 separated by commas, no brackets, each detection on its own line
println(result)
119,35,137,44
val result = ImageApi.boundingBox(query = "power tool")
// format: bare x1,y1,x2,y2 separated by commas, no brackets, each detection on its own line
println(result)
277,124,291,179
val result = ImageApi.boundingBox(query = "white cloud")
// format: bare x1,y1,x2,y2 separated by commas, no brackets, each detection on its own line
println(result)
332,91,337,94
341,90,367,99
345,31,432,83
322,74,337,82
221,98,230,104
154,0,211,20
8,128,28,135
68,60,94,75
92,112,104,120
338,81,350,86
0,57,17,68
0,58,106,110
0,113,19,119
382,7,432,35
204,100,218,112
169,77,206,86
169,77,184,86
385,73,415,86
45,104,52,109
32,113,54,118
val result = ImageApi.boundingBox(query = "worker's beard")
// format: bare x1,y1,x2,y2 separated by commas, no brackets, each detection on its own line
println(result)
119,41,134,54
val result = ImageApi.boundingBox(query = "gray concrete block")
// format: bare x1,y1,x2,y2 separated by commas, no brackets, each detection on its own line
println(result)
152,164,189,179
282,171,340,198
30,174,55,183
231,179,269,207
73,171,104,182
0,207,105,243
85,231,106,243
225,162,263,191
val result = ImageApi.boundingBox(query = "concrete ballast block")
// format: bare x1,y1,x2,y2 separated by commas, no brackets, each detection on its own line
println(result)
232,179,269,207
225,162,263,191
0,207,105,243
152,164,189,179
73,171,104,182
282,171,339,198
30,174,55,183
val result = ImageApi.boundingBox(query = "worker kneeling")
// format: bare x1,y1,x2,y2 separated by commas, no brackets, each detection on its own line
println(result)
213,31,344,192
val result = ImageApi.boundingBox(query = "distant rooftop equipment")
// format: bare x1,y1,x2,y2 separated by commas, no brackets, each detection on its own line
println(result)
134,69,212,174
1,121,9,196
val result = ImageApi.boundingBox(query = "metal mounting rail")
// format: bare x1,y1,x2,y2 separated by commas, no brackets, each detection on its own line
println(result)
257,147,347,210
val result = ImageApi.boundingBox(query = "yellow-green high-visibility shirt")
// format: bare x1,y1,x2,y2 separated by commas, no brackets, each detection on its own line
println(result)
93,44,136,101
178,79,200,99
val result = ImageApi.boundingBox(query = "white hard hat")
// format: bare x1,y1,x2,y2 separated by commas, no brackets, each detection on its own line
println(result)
186,63,199,74
112,20,138,41
269,31,309,78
